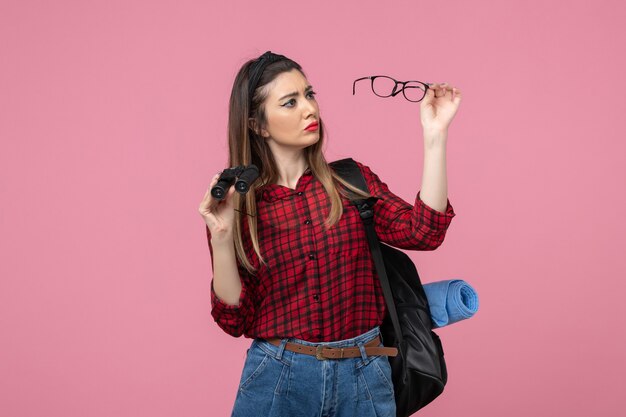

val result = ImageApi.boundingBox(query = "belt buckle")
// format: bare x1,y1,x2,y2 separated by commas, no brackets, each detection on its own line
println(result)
315,345,327,360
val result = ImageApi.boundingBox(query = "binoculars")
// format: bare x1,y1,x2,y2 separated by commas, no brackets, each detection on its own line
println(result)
211,164,260,200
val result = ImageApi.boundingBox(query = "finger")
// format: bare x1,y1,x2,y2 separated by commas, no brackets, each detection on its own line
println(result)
207,173,223,194
207,173,220,185
441,83,453,95
430,83,443,97
223,184,237,206
201,173,224,209
452,87,461,102
210,185,237,209
203,174,221,198
430,83,440,93
421,87,435,105
436,83,455,93
210,172,221,185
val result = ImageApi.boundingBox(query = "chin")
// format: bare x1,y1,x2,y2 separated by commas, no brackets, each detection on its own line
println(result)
305,134,320,147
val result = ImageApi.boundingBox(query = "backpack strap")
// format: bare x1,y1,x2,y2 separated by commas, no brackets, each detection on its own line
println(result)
329,158,406,355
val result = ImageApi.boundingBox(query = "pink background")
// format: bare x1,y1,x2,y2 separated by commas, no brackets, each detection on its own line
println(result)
1,0,625,416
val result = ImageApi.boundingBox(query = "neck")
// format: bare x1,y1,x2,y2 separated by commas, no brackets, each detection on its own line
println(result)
274,159,309,189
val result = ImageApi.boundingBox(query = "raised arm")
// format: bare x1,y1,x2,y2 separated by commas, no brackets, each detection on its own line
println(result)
355,160,456,251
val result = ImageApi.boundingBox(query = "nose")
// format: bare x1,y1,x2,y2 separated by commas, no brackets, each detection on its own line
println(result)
303,100,317,119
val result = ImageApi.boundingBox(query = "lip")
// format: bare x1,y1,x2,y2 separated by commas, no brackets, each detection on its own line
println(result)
305,121,319,131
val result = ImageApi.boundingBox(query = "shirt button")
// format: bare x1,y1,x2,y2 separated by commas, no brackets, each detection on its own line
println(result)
308,253,315,260
304,219,311,225
297,191,303,196
312,294,320,301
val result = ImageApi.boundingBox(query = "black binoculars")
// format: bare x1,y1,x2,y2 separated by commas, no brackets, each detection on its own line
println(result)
211,164,260,200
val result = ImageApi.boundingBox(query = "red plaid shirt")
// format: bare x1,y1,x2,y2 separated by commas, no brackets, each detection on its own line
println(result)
206,159,456,342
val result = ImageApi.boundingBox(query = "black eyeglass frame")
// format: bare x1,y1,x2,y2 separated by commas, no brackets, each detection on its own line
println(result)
352,75,433,103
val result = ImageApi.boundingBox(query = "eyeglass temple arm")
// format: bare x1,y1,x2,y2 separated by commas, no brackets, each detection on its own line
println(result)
352,76,372,95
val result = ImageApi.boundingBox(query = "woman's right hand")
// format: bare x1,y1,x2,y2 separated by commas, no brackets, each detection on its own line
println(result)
198,172,237,242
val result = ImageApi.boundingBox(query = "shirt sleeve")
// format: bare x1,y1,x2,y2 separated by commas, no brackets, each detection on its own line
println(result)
206,225,257,338
354,160,456,250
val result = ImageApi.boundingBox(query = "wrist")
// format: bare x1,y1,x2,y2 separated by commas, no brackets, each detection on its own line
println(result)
423,128,448,139
211,235,235,248
423,135,448,151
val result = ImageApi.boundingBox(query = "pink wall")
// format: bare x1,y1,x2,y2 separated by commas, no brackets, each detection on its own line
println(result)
1,0,625,416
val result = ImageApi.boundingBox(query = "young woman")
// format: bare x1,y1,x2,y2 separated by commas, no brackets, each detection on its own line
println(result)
198,50,461,417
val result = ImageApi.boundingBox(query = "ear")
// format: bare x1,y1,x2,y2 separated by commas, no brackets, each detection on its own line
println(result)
248,117,269,138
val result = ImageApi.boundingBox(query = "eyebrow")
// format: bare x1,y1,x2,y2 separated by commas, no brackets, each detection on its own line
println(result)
278,85,314,101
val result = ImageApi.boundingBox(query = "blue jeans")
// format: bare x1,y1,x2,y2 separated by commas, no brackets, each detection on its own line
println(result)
231,325,396,417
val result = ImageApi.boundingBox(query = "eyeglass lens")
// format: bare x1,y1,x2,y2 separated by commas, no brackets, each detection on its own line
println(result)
371,76,426,102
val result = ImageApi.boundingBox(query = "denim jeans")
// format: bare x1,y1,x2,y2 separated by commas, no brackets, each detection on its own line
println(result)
230,325,396,417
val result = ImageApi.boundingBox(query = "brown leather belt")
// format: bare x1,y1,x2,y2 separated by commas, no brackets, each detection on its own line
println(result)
263,335,398,360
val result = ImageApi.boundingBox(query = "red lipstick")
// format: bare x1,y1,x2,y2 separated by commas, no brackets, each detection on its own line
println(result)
305,121,319,131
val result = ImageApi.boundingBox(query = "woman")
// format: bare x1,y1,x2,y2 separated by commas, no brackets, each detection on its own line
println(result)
198,50,461,417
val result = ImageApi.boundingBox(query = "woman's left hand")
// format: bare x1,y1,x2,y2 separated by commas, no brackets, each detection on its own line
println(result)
420,82,462,135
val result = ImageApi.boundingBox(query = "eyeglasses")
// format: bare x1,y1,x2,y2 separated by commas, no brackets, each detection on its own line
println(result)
352,75,432,103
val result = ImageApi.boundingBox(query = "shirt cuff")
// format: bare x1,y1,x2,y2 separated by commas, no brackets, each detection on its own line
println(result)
416,190,456,231
210,278,249,318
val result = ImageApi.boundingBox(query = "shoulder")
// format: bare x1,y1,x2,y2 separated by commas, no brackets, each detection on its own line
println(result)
329,157,375,176
349,158,382,184
329,158,388,197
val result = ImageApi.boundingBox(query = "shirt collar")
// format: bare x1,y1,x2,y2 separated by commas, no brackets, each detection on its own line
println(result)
258,168,313,203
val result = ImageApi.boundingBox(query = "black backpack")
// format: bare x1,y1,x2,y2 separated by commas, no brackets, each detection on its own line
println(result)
330,158,448,416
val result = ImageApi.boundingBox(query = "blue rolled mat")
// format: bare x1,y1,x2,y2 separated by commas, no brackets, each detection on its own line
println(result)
422,279,479,328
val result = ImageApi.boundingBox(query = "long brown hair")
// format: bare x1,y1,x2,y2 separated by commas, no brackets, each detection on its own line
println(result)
227,53,371,274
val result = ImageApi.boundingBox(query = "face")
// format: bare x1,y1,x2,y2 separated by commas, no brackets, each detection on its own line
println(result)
251,69,320,155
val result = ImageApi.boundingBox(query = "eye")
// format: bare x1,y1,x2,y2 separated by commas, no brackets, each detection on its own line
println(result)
282,91,317,107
